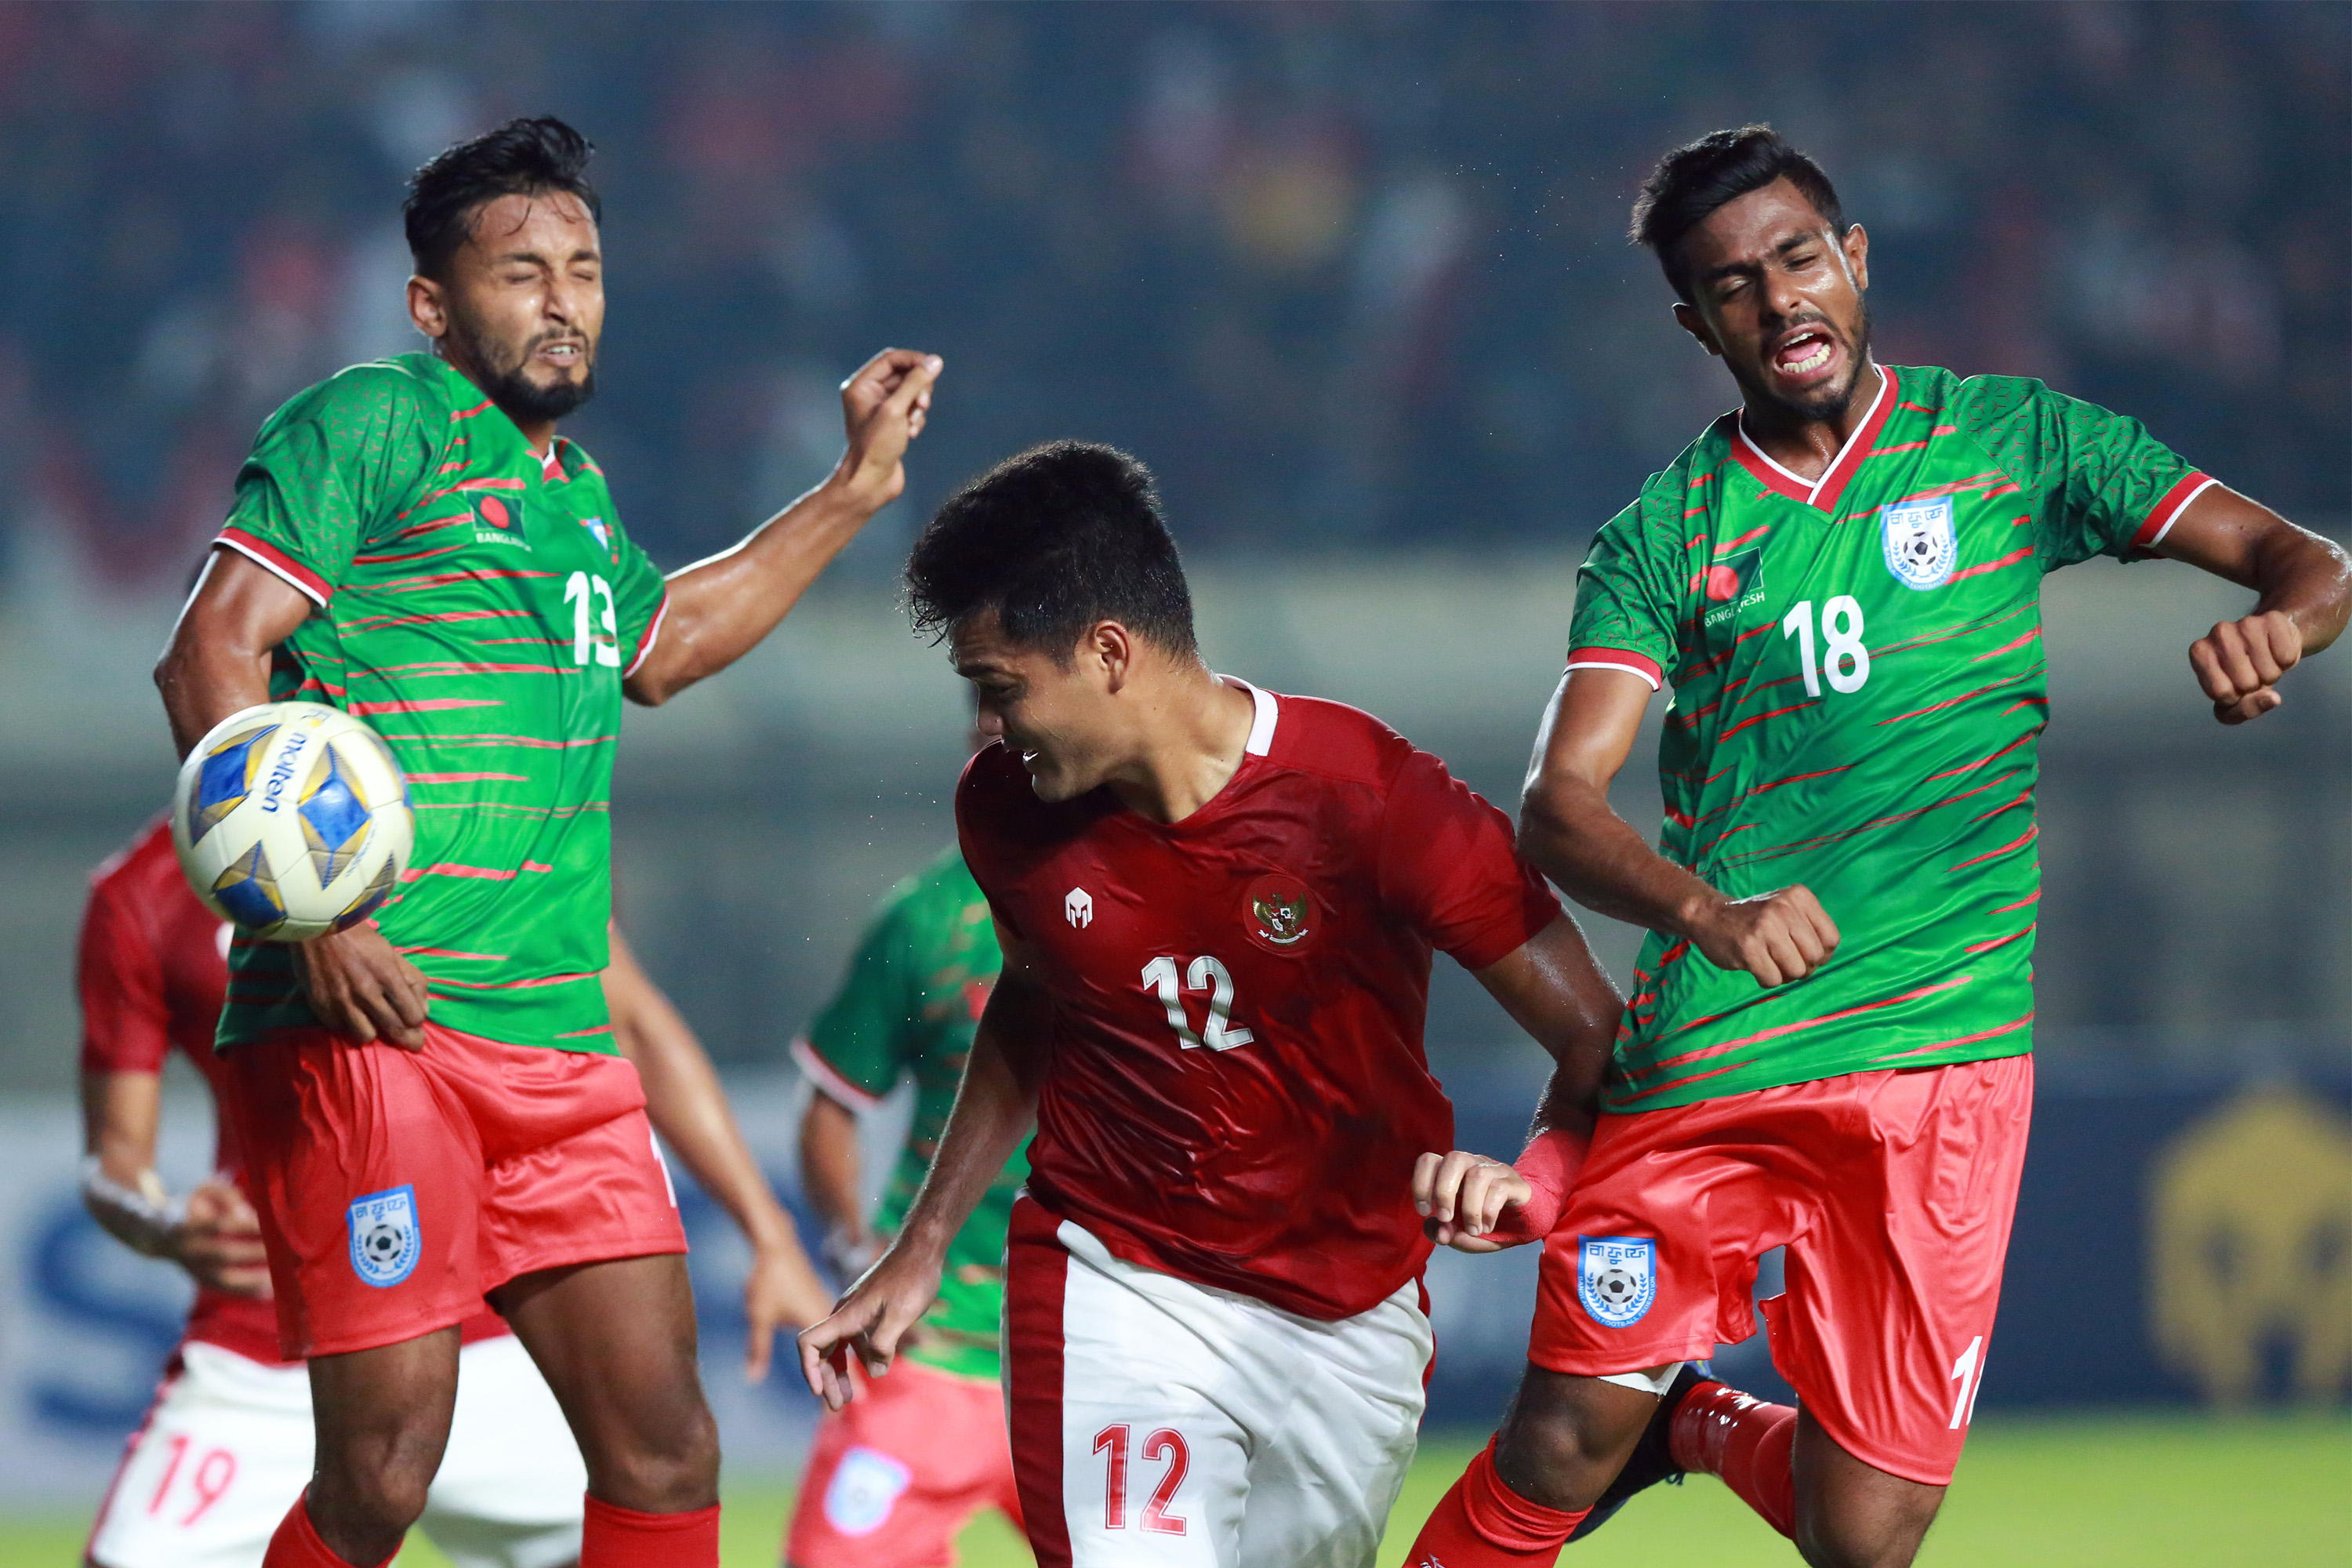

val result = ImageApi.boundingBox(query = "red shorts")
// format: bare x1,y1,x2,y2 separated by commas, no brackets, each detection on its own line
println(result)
230,1022,688,1358
785,1357,1020,1568
1530,1055,2032,1485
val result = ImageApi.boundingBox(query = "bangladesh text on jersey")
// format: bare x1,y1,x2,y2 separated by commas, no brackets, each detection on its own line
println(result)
1568,365,2211,1112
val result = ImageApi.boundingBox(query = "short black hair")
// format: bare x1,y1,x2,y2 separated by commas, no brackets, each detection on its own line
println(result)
906,441,1198,664
1631,125,1846,303
404,116,601,281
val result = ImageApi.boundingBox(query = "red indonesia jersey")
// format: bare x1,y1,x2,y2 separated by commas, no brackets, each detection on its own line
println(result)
956,681,1560,1321
78,818,510,1363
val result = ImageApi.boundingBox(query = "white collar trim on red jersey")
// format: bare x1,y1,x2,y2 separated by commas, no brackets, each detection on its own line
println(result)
1734,361,1889,507
1218,675,1280,757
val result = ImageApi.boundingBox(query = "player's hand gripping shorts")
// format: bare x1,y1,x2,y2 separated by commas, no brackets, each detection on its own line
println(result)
86,1334,586,1568
1004,1197,1432,1568
786,1356,1022,1567
1531,1054,2033,1484
230,1022,688,1357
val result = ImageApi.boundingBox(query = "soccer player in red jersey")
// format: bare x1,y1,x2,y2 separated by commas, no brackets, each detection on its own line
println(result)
1403,127,2350,1568
76,814,832,1568
151,120,939,1568
796,442,1626,1568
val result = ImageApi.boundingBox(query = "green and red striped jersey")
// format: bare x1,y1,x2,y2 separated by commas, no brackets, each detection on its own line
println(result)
211,352,666,1052
1570,365,2212,1112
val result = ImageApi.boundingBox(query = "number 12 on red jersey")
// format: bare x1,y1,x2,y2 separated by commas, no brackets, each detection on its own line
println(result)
1141,956,1255,1051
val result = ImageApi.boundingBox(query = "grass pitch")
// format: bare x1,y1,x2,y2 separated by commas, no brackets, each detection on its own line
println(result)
7,1411,2341,1566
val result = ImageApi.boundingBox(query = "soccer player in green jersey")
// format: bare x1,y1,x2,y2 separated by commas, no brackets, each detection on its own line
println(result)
1404,126,2350,1568
152,119,941,1568
783,842,1028,1567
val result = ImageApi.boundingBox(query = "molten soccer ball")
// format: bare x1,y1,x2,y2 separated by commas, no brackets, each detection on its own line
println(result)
171,702,414,942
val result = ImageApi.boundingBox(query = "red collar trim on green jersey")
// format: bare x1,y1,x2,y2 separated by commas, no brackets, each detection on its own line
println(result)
1730,364,1896,514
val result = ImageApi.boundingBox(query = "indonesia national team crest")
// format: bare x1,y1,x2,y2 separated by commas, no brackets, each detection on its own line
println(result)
1577,1236,1657,1327
1881,497,1958,590
347,1185,421,1288
1243,870,1321,955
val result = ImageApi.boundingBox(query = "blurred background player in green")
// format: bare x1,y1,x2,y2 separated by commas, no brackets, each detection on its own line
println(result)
784,826,1028,1568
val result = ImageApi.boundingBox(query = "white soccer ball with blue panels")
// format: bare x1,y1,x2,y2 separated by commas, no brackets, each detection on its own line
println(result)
171,702,414,942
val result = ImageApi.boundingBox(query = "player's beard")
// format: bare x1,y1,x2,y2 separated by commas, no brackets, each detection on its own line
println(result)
449,317,598,425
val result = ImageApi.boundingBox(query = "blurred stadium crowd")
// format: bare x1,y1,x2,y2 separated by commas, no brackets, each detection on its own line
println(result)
1,0,2344,594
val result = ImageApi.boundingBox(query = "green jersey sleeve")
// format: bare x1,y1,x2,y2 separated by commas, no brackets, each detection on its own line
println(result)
611,531,667,676
793,902,913,1110
1948,375,2215,572
1566,470,1695,691
216,363,439,604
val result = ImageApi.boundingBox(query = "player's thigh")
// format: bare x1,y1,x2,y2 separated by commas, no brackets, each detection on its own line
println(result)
416,1334,587,1568
88,1347,315,1568
1232,1279,1432,1568
1530,1101,1799,1378
1004,1202,1247,1568
1773,1055,2033,1490
786,1361,1011,1568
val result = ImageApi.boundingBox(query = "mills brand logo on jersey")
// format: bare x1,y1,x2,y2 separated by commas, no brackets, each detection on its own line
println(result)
1700,548,1766,628
1243,871,1322,955
1882,497,1958,590
1065,887,1093,929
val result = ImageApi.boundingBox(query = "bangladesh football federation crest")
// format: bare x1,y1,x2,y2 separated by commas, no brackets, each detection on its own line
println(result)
1700,548,1766,629
1577,1235,1658,1327
1243,870,1321,955
1881,496,1958,590
579,515,612,551
347,1185,421,1288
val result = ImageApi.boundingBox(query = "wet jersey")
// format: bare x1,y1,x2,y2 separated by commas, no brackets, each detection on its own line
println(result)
792,845,1024,1381
956,681,1561,1321
1568,365,2212,1112
78,818,510,1364
211,352,666,1053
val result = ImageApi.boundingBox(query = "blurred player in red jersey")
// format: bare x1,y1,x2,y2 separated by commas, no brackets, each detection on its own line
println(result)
77,814,833,1568
1403,127,2351,1568
152,119,937,1568
796,442,1626,1568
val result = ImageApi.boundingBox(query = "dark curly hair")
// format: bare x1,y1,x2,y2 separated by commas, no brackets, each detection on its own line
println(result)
906,441,1197,664
1631,125,1846,303
404,116,601,281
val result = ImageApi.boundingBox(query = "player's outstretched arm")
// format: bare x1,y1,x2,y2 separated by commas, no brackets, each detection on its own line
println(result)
155,550,430,1047
604,924,831,1381
1523,669,1838,988
797,921,1047,1411
625,348,942,706
79,1069,272,1296
1418,916,1621,1254
2154,488,2351,725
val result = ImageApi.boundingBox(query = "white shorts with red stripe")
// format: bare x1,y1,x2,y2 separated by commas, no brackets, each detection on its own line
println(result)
1004,1197,1432,1568
86,1336,585,1568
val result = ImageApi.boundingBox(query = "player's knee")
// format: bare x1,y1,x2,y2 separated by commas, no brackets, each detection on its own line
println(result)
590,1399,720,1512
309,1459,436,1551
1490,1370,1644,1512
1793,1492,1940,1568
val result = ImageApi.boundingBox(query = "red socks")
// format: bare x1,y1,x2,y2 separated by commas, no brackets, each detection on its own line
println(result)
582,1494,721,1567
261,1496,391,1568
1402,1438,1590,1566
1670,1380,1798,1538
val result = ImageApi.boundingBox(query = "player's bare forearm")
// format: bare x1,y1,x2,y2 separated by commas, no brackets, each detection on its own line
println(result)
2158,487,2352,724
625,349,941,706
606,930,808,1257
79,1070,169,1253
1523,669,1838,986
1471,914,1620,1134
892,971,1044,1260
799,1093,869,1244
154,549,312,756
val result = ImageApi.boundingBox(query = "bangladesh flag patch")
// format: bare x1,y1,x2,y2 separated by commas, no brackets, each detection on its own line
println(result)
1700,548,1766,628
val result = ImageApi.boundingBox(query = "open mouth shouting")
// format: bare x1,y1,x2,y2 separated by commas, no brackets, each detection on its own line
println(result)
530,336,590,375
1766,322,1842,390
